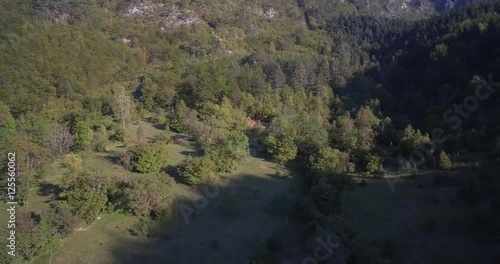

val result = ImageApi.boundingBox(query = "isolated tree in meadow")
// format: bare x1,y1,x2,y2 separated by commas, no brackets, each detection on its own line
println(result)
130,142,169,174
206,130,249,172
62,171,109,223
177,156,215,186
125,175,173,219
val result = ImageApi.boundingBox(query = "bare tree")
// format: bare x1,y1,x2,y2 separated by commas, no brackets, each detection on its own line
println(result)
112,85,133,136
50,123,73,155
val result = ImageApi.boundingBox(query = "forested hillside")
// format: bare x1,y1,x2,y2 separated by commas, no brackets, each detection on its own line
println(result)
0,0,499,263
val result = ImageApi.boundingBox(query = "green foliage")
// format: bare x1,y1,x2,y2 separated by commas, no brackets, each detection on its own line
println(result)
151,108,167,125
73,122,94,152
206,130,249,172
62,172,109,223
0,101,16,136
48,201,84,237
129,142,170,173
399,125,431,156
438,151,452,170
430,43,448,60
177,156,215,186
306,179,343,216
17,212,61,261
310,147,354,174
364,154,384,176
92,125,108,152
264,135,298,165
124,174,173,219
61,153,83,188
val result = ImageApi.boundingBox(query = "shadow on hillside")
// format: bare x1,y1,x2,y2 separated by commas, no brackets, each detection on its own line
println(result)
343,164,500,264
102,173,308,264
53,161,500,264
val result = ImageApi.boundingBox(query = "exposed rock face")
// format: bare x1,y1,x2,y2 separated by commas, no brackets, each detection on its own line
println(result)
125,1,165,16
161,6,203,30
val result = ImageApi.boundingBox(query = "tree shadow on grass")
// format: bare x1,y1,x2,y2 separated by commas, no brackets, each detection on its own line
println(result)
164,165,182,183
104,153,121,165
102,173,305,264
38,182,63,199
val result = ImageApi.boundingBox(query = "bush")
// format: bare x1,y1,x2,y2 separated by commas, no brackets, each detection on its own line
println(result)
399,125,431,156
264,135,298,165
73,122,94,151
310,147,354,174
307,179,342,216
151,108,167,125
365,154,384,176
398,159,413,174
124,174,173,219
92,125,108,152
438,151,452,171
48,201,83,237
62,172,109,223
177,156,215,186
127,142,169,173
206,130,249,172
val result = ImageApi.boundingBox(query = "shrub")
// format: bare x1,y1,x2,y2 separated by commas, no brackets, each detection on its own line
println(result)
399,125,431,156
177,156,215,186
124,174,173,219
73,122,93,151
62,172,109,223
206,130,249,172
365,154,384,176
92,125,108,152
438,151,452,171
264,135,298,165
151,108,167,125
310,147,354,174
128,142,169,173
49,201,83,237
307,180,342,216
61,153,83,188
398,159,413,174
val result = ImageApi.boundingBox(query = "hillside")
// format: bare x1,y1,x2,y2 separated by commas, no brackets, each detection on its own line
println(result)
1,0,499,263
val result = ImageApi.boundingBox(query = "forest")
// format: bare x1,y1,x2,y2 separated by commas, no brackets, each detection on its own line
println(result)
0,0,499,263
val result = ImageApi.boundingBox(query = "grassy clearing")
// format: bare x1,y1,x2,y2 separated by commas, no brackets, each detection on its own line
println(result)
344,163,500,264
47,121,301,264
